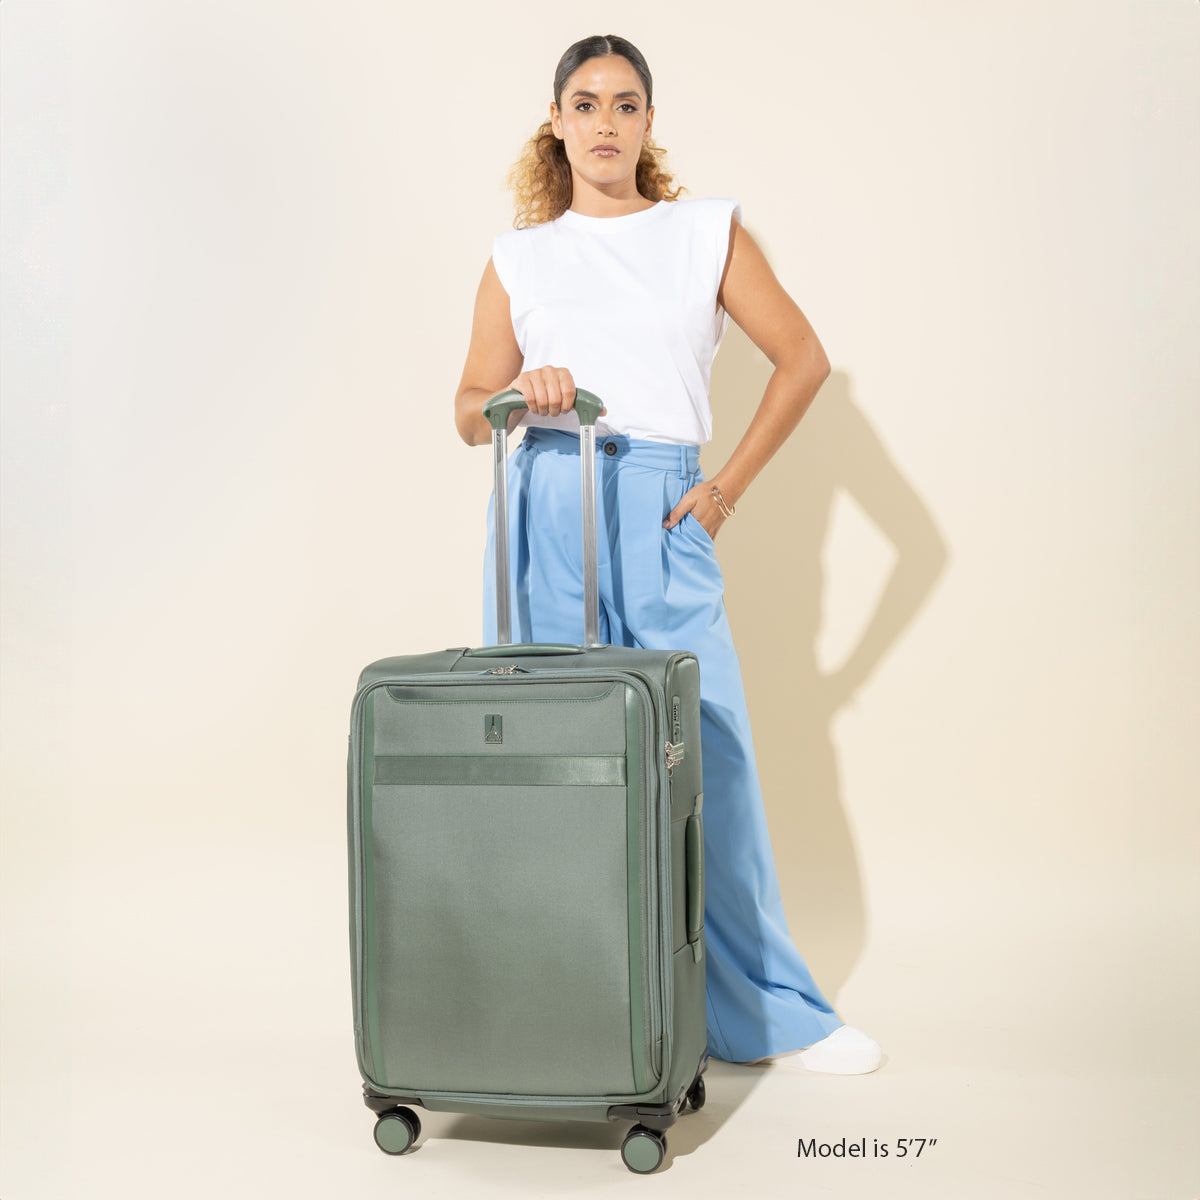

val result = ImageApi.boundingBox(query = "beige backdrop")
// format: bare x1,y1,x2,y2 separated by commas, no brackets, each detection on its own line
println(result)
3,2,1197,1198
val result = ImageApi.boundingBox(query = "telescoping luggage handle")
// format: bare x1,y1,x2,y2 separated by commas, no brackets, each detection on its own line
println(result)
482,389,605,649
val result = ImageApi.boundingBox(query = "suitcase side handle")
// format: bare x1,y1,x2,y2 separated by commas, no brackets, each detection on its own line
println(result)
465,644,585,658
487,389,603,649
686,794,704,963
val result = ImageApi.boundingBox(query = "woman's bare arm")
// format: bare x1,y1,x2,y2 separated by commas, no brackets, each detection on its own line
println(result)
664,219,831,537
454,259,588,444
454,259,527,446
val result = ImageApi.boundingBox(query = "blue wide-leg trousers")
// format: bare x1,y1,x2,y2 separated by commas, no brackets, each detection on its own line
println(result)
483,426,842,1062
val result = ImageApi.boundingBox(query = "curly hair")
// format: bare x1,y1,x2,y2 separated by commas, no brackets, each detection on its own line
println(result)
507,35,684,229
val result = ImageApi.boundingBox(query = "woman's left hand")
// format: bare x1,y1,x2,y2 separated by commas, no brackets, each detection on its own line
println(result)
662,481,734,541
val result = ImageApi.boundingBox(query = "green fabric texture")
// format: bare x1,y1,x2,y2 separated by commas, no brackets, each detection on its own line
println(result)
348,647,710,1118
371,781,635,1095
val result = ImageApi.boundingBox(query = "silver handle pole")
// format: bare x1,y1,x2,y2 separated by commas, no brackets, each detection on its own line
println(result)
579,424,600,647
482,388,606,649
492,427,511,645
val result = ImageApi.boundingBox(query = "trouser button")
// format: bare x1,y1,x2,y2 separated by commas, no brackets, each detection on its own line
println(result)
604,442,617,456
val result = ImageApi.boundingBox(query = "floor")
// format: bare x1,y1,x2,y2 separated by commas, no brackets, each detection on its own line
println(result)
2,837,1195,1200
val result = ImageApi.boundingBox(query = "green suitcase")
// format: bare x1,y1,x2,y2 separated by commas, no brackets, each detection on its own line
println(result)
348,393,708,1173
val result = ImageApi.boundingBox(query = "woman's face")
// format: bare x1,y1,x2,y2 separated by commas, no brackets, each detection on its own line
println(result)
550,55,654,196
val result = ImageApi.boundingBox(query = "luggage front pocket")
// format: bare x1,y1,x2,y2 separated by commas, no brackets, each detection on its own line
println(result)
357,678,658,1099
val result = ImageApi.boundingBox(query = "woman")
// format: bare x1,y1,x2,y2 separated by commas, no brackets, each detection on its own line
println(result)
454,34,882,1075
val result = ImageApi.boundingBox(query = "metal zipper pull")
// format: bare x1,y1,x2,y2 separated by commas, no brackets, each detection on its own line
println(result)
665,740,685,777
486,665,523,675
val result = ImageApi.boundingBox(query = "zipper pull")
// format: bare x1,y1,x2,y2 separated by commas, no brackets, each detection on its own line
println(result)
665,740,685,777
486,665,525,675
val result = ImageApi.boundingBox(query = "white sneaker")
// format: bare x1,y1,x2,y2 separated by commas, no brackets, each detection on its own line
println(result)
750,1026,883,1075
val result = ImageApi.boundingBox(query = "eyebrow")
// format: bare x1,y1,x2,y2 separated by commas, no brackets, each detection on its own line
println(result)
570,90,643,102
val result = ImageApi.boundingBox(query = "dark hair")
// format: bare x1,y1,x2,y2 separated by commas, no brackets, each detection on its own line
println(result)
553,34,654,109
507,34,682,228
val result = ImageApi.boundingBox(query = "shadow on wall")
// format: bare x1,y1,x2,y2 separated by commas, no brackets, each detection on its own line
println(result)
706,325,949,1002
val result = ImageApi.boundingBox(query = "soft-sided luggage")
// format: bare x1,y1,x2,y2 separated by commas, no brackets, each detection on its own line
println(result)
347,391,708,1174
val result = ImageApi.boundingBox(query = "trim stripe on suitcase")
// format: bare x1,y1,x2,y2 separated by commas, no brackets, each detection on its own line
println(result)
372,755,627,788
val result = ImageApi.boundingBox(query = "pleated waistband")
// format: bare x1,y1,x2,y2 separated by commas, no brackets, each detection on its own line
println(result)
521,426,700,478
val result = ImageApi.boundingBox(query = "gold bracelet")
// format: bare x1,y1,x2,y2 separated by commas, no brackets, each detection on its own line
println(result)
710,485,736,518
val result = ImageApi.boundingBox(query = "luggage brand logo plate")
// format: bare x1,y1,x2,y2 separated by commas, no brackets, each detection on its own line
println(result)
484,715,503,744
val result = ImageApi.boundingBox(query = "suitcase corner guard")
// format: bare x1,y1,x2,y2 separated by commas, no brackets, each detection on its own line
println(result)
364,1085,423,1115
606,1052,709,1132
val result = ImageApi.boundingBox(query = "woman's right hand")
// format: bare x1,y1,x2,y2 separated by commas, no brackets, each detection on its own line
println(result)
509,366,578,417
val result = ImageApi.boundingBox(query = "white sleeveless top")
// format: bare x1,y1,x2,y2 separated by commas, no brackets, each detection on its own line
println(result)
491,197,741,445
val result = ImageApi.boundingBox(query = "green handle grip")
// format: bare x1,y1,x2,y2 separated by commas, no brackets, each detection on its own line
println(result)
483,388,604,431
465,644,586,658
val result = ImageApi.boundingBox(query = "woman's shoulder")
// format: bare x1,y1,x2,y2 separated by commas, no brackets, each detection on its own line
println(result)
661,197,743,246
492,220,552,265
661,198,743,254
503,214,559,231
491,220,559,292
494,220,555,249
664,196,742,224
